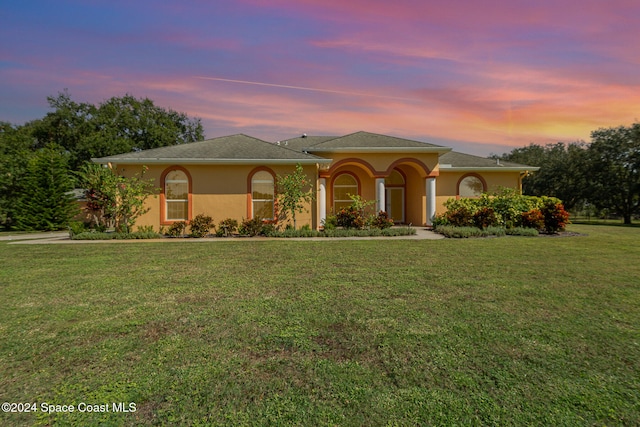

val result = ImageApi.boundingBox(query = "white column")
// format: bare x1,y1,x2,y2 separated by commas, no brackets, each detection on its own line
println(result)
318,178,327,228
375,178,385,213
426,177,436,226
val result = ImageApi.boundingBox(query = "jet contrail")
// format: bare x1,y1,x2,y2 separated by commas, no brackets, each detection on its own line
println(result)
194,76,418,102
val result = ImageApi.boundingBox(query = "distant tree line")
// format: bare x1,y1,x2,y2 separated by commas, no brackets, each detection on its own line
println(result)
494,122,640,224
0,91,204,230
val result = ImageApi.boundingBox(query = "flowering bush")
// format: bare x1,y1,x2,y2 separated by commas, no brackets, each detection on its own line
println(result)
473,207,499,229
435,189,569,234
369,211,394,229
541,200,570,233
521,209,545,230
445,206,475,227
336,206,366,229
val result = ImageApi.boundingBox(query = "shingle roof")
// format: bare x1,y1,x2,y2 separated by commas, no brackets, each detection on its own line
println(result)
300,131,450,152
277,135,338,152
439,151,539,171
93,134,329,164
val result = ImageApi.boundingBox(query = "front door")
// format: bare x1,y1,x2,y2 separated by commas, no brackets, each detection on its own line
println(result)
385,187,404,223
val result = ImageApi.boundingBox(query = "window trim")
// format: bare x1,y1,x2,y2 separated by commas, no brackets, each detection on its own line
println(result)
332,172,360,212
456,173,487,198
160,166,192,225
247,167,276,221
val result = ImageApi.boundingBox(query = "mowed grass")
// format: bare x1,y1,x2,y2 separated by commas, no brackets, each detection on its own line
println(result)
1,225,639,426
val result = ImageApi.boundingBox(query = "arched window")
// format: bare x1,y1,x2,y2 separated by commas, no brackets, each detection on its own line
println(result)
385,169,405,186
164,169,189,221
251,170,274,220
333,173,358,211
458,175,485,197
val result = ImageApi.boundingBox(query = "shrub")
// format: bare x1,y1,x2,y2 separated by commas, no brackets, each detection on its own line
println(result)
260,222,277,236
541,200,570,233
368,211,394,229
445,206,475,227
473,207,499,229
322,214,338,230
506,227,539,236
435,225,505,238
239,217,264,236
521,209,545,230
189,214,214,238
336,206,365,229
137,225,156,233
166,221,187,237
218,218,238,237
71,231,162,240
68,221,89,238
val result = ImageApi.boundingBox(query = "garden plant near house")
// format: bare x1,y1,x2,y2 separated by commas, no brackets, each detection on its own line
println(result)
276,163,315,230
77,163,157,233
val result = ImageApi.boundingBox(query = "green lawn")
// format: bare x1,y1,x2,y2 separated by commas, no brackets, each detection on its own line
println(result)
1,225,639,426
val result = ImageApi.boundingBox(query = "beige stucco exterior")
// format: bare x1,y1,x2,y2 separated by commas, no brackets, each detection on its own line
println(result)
97,132,535,231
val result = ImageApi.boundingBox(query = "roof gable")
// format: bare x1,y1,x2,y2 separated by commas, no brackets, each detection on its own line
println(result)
303,131,450,153
439,151,539,171
93,134,329,164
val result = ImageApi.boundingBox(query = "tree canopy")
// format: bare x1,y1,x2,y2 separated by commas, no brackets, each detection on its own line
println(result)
28,91,205,170
497,122,640,224
0,91,204,229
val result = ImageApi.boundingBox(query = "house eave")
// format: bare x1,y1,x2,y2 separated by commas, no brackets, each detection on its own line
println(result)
305,147,452,154
92,158,333,165
439,166,540,172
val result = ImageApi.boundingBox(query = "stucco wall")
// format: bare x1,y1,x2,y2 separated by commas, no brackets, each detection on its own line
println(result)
435,171,523,214
117,163,318,231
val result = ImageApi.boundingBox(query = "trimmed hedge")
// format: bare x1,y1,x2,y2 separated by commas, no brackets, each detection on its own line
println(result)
71,231,162,240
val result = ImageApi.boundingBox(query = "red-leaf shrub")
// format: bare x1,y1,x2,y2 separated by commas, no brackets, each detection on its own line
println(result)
521,209,545,230
541,202,570,233
473,207,499,229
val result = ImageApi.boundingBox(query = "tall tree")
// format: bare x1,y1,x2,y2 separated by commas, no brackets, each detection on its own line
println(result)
497,141,588,210
13,144,77,231
587,123,640,224
0,122,35,229
31,91,204,170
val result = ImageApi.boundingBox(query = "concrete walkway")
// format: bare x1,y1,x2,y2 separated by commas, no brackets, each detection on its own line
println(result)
5,227,444,244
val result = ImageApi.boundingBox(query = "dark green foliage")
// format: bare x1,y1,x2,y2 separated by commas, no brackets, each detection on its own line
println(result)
166,221,187,237
435,225,506,238
541,201,571,233
189,214,214,237
239,217,264,236
336,206,366,229
587,123,640,224
13,144,77,231
321,214,338,230
473,207,499,229
444,206,475,227
71,231,162,240
276,163,314,229
218,218,238,237
496,141,589,210
32,91,204,170
0,122,35,229
497,122,640,223
368,210,394,229
505,226,539,236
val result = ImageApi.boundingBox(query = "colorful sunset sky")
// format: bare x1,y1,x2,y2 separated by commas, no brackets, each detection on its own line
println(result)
1,0,638,155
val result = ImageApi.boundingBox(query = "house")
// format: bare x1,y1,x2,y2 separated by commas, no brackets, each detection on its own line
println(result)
92,131,538,230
